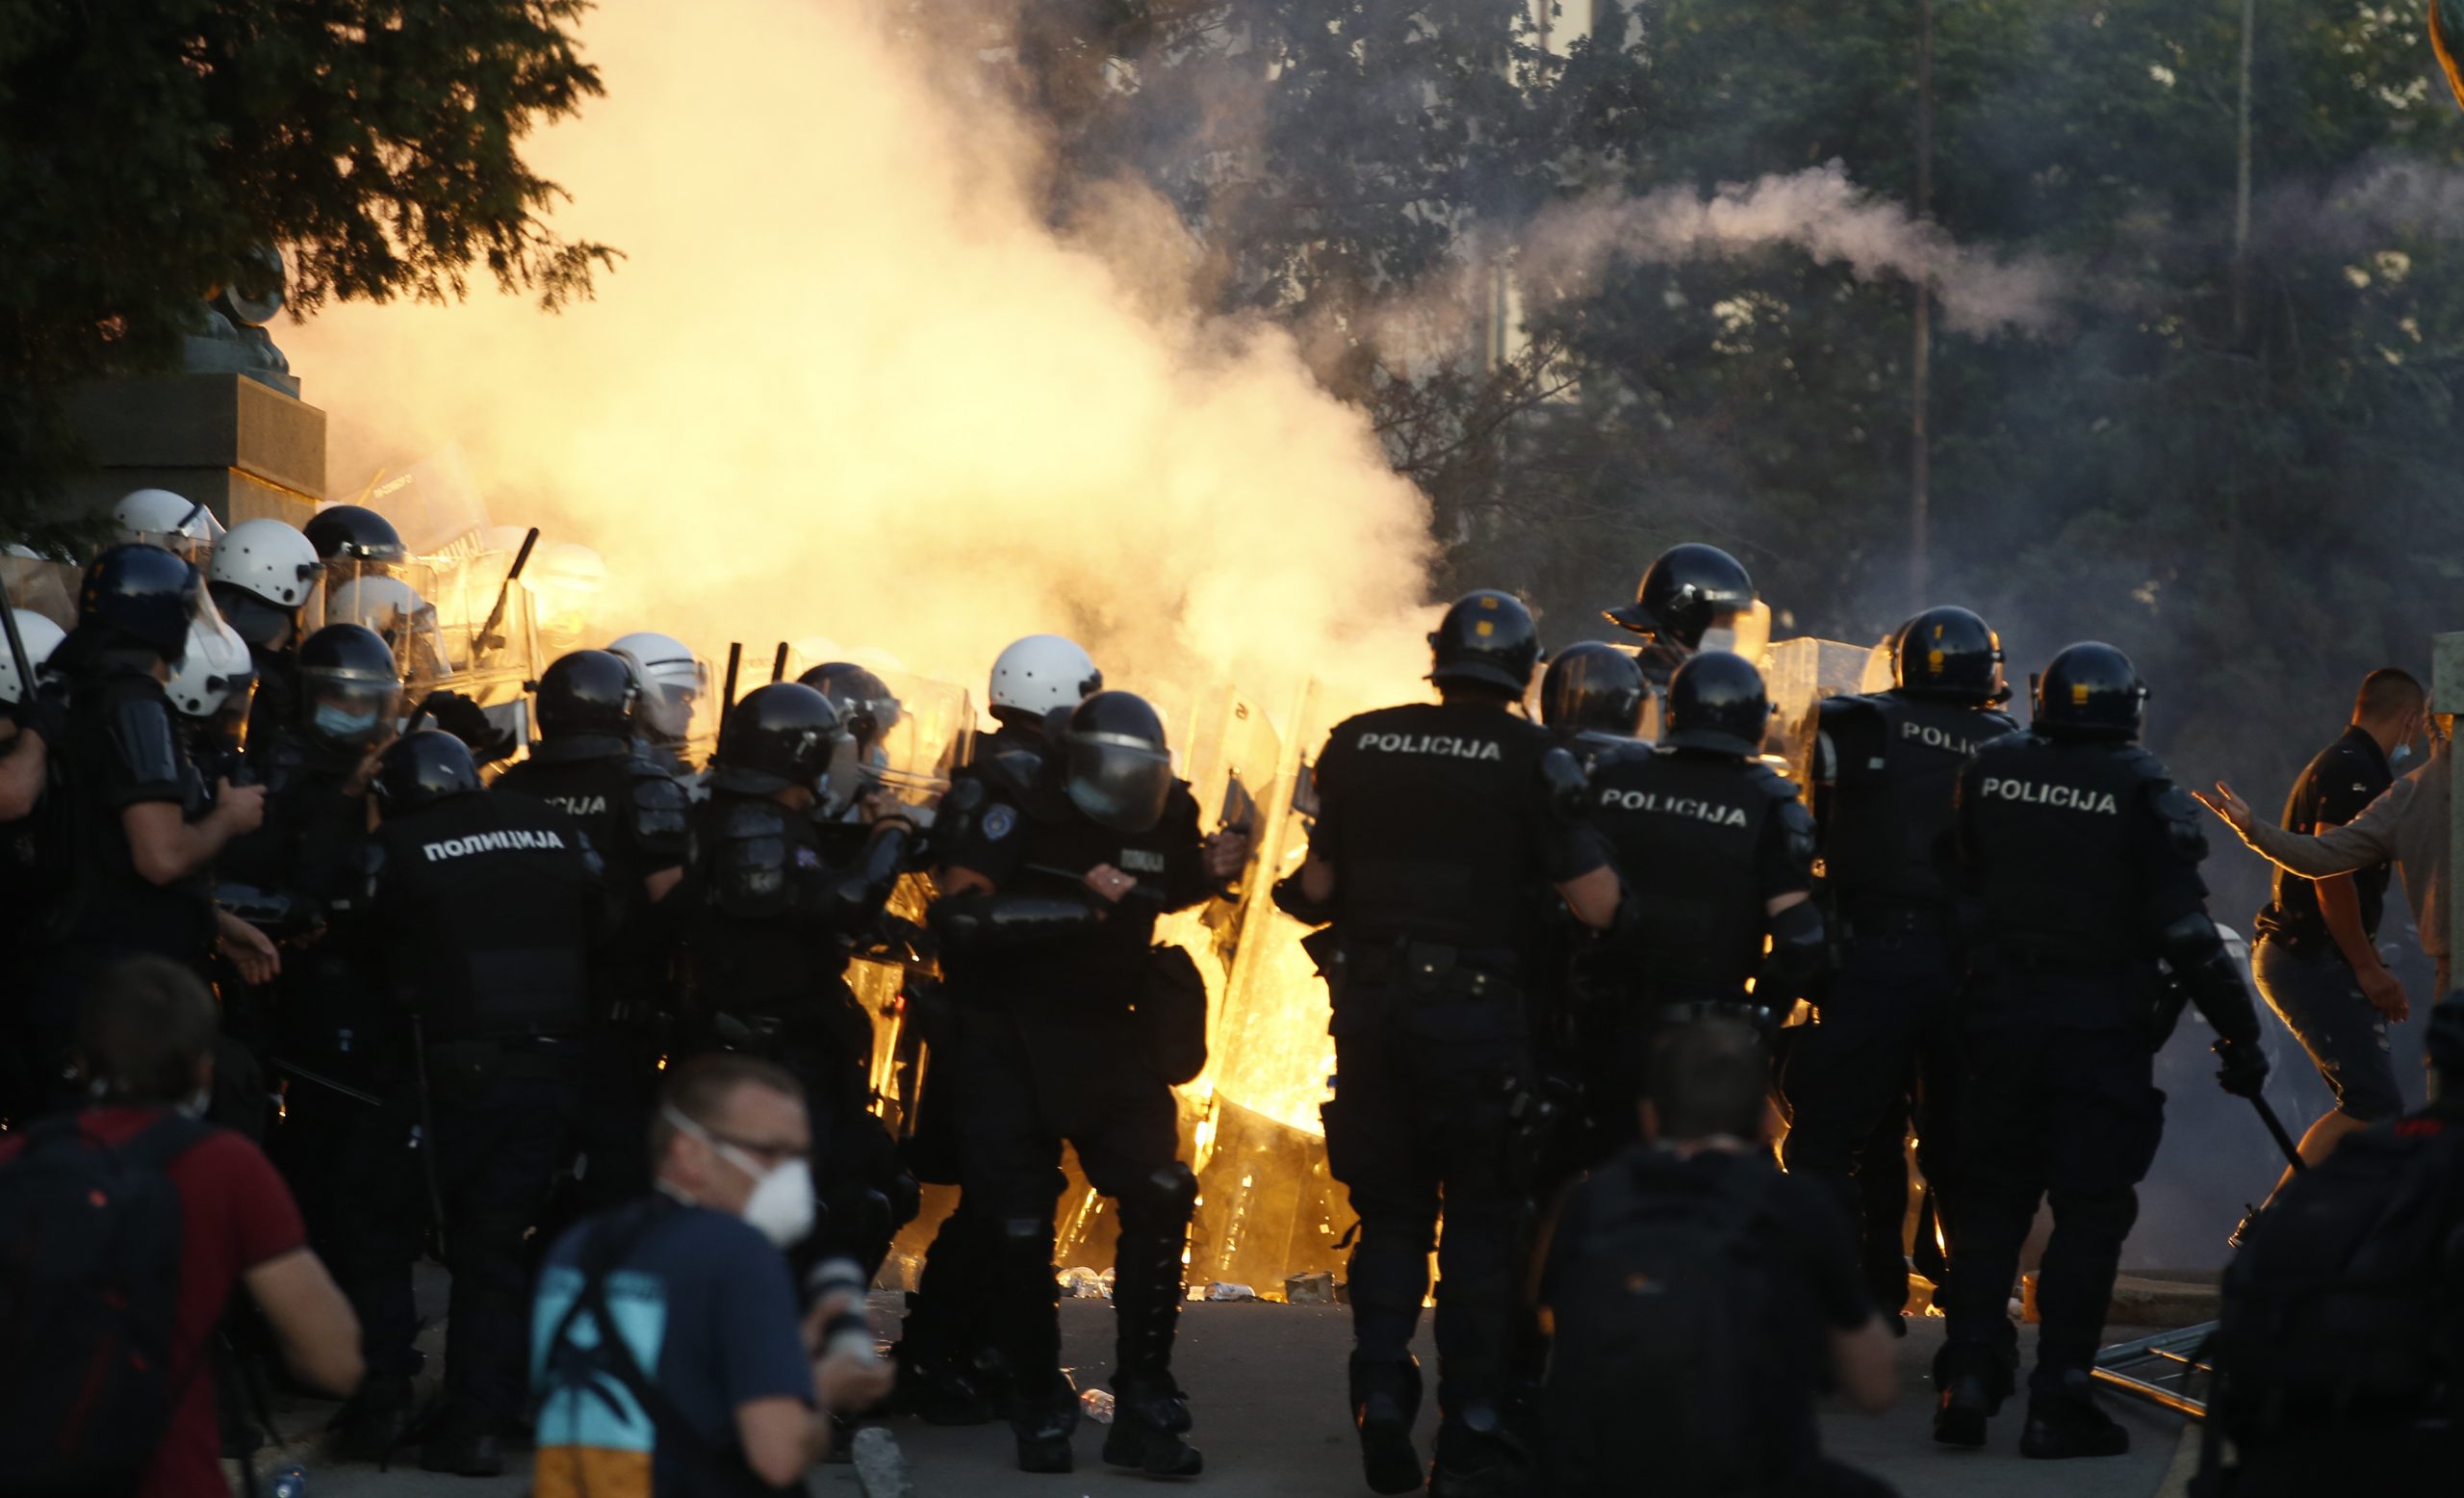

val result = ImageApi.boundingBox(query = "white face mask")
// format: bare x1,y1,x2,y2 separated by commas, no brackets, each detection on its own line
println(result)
662,1105,814,1248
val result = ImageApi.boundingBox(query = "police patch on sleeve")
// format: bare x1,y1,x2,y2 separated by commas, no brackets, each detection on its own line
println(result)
982,804,1018,841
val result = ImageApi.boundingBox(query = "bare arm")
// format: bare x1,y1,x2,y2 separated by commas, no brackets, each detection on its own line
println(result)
1828,1316,1898,1414
735,1397,832,1485
122,783,265,885
1299,852,1335,904
0,727,42,821
242,1249,364,1398
643,865,683,905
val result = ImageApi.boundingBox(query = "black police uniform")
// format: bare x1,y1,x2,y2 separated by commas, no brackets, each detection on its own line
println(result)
1307,699,1609,1453
930,751,1216,1443
684,786,911,1275
493,736,689,1207
1783,690,2016,1315
1580,741,1816,1135
1938,732,2220,1396
359,787,605,1443
0,688,65,1122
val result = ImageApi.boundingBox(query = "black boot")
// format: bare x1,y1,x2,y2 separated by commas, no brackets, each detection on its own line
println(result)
1011,1375,1080,1474
1104,1377,1204,1478
1425,1408,1527,1498
1932,1343,2013,1450
892,1339,999,1426
2020,1371,2130,1459
330,1371,415,1463
1349,1353,1424,1494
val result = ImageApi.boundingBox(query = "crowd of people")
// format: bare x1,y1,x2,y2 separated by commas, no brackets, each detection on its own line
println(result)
0,505,2456,1498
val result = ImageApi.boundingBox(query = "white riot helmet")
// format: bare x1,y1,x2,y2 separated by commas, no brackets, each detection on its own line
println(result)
988,634,1102,724
208,518,323,648
0,610,66,706
331,573,449,681
606,631,711,748
166,614,256,722
112,489,224,564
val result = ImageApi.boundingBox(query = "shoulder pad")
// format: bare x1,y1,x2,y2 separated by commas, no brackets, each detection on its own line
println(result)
1978,708,2021,738
1816,693,1884,726
709,803,794,917
1743,760,1802,800
107,689,182,788
2148,779,2208,864
629,763,690,854
1537,745,1589,824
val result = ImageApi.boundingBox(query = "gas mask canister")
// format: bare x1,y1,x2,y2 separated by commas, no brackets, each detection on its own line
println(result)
662,1104,814,1248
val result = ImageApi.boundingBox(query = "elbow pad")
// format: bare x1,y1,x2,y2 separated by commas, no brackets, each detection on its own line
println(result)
2159,912,2260,1048
929,891,1103,953
1754,899,1832,1007
1270,870,1335,927
1538,747,1591,826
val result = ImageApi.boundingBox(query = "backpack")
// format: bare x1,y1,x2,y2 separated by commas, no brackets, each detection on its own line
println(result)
1543,1151,1782,1497
2209,1116,2464,1441
0,1110,211,1498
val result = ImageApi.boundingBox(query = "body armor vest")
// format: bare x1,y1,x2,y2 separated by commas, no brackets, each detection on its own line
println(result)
1592,748,1785,1001
1964,734,2162,969
374,790,597,1041
1824,692,2015,910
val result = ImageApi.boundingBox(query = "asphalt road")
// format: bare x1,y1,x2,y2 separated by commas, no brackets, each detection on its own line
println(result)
265,1286,2194,1498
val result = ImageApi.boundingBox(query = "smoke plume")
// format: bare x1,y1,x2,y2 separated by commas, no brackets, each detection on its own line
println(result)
1518,161,2066,336
285,0,1437,720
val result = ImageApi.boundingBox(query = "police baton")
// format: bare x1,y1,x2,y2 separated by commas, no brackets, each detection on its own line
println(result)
2249,1093,2307,1173
0,568,37,707
472,526,540,659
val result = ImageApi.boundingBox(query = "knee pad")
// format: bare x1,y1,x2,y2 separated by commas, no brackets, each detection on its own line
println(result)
1120,1162,1199,1232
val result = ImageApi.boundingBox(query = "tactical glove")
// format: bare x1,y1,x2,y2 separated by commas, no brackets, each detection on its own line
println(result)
2213,1036,2270,1099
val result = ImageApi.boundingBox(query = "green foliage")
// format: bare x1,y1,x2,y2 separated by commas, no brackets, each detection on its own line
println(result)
0,0,610,545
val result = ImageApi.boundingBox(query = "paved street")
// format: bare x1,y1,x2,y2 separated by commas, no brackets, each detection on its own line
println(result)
274,1283,2193,1498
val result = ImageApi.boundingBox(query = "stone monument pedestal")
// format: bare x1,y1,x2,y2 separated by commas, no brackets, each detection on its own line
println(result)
58,374,326,527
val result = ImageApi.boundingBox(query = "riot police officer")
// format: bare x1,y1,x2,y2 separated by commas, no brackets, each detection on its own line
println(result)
357,729,609,1475
896,633,1103,1427
25,547,266,1098
1276,591,1618,1497
928,688,1245,1478
605,630,711,777
303,503,409,571
1579,651,1826,1149
0,607,65,1119
685,683,917,1278
1783,606,2017,1323
1934,642,2268,1459
1600,542,1757,687
1536,640,1647,771
494,649,690,1209
207,517,322,753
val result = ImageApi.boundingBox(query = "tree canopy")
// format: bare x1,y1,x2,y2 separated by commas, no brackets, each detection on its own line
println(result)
0,0,609,543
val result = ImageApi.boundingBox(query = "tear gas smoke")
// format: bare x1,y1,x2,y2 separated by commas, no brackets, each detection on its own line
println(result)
285,0,1438,717
1517,161,2066,337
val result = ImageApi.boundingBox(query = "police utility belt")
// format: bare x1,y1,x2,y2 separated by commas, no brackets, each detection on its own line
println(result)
1333,937,1521,997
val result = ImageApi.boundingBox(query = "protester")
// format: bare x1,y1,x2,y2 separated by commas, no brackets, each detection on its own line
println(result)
1539,1016,1898,1498
0,957,363,1498
530,1054,892,1498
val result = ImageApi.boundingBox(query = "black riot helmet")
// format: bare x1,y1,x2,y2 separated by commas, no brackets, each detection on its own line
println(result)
1539,641,1647,737
1604,543,1756,650
797,662,902,755
1663,649,1773,757
711,682,848,796
1893,606,2005,704
535,649,637,742
2033,641,2148,742
1060,690,1176,833
1428,590,1543,696
372,728,483,814
78,544,202,661
302,504,407,564
295,623,403,751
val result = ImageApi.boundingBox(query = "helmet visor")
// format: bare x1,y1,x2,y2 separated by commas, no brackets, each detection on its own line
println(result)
1064,733,1174,833
1693,599,1772,662
298,669,401,748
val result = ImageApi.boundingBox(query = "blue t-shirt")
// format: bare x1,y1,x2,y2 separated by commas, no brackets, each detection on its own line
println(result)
530,1199,813,1498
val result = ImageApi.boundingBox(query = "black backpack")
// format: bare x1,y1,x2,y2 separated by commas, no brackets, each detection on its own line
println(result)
0,1110,211,1498
1543,1151,1781,1497
2209,1115,2464,1440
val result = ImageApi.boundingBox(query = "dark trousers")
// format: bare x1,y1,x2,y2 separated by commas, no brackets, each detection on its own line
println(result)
1939,1014,2163,1389
1781,925,1964,1314
1323,981,1529,1422
957,1005,1191,1411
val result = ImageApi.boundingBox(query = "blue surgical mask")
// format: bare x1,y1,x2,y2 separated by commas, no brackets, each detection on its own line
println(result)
313,703,380,741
